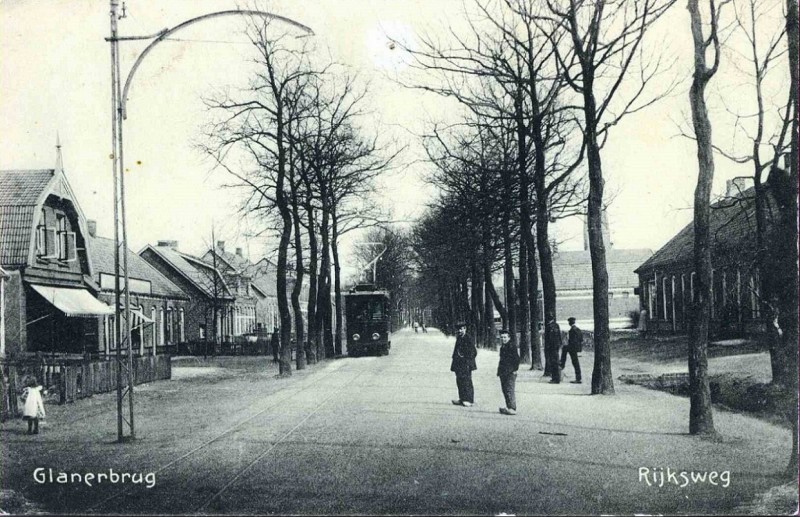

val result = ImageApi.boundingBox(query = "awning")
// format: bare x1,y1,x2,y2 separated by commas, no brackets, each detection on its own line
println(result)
31,284,115,317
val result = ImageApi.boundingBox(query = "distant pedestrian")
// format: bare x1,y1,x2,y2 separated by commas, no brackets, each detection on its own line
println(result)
421,323,427,333
270,327,280,363
560,317,583,384
21,377,46,435
450,321,477,407
414,321,419,333
546,320,563,384
497,329,519,416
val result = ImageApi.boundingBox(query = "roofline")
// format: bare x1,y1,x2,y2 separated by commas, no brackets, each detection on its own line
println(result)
180,253,233,295
142,245,230,299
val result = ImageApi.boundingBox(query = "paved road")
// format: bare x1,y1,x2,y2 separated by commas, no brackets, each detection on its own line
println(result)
0,328,792,514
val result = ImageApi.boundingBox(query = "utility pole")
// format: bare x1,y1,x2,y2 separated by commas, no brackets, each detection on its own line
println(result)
104,0,312,443
109,0,135,443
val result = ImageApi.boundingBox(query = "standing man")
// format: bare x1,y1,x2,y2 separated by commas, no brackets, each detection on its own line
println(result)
450,321,477,407
546,320,563,384
497,329,520,415
560,317,583,384
270,326,280,363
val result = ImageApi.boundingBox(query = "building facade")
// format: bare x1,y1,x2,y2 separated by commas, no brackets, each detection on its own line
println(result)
635,180,769,337
0,168,114,356
140,241,258,345
87,227,189,356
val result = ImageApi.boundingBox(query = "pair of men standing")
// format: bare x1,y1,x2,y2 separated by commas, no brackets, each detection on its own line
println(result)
450,322,519,415
545,317,583,384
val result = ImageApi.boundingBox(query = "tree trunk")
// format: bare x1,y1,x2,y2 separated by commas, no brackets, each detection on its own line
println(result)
535,185,559,378
331,209,343,357
305,202,319,365
528,236,543,370
471,259,484,347
515,86,532,365
784,0,799,476
484,267,495,349
503,226,517,346
317,195,333,359
580,74,613,394
485,260,507,328
274,110,293,377
686,0,718,435
289,174,306,370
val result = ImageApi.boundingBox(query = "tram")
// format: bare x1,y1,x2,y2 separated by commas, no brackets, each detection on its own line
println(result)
344,284,392,357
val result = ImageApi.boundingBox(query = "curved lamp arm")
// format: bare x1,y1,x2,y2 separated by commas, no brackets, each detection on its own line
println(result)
118,9,314,118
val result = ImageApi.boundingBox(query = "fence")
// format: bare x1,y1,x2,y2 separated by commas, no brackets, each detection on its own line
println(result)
1,354,171,420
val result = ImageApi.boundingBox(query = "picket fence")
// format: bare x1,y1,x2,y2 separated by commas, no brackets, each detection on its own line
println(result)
0,355,171,420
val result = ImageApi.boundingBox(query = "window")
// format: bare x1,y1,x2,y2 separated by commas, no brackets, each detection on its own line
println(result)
56,215,67,260
179,309,185,342
36,208,47,256
151,306,158,346
159,308,165,346
166,309,173,344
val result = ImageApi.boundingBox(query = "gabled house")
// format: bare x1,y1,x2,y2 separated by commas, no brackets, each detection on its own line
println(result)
0,168,113,356
140,241,257,345
201,242,289,334
550,248,653,329
86,224,189,356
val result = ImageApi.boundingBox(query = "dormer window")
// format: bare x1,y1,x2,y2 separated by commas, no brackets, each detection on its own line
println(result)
56,215,66,259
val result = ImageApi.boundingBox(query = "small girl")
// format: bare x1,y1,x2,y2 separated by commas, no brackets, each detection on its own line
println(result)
21,377,46,435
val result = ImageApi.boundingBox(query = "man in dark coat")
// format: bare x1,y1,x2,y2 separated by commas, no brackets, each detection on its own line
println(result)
497,329,520,415
450,321,477,406
270,327,280,363
546,320,563,384
560,317,583,384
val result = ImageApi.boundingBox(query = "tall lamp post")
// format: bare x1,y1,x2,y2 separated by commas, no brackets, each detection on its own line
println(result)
106,0,312,442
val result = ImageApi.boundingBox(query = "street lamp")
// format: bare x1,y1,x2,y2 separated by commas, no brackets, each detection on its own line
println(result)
106,0,312,442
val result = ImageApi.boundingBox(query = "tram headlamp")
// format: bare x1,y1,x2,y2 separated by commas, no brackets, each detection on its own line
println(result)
352,333,360,341
372,333,380,341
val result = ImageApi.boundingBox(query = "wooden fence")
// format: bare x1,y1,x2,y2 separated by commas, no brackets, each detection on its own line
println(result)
1,354,171,420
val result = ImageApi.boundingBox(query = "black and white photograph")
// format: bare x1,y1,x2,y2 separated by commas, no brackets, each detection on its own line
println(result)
0,0,798,514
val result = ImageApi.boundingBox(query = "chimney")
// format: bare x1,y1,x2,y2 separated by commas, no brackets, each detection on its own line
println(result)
217,240,225,252
726,177,752,198
157,240,179,249
235,247,243,257
86,219,97,238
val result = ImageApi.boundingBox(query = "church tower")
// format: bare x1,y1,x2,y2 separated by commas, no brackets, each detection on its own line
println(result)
583,209,612,251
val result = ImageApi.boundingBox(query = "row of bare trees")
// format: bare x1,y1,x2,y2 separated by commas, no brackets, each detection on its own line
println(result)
401,0,674,393
201,19,396,376
406,0,796,473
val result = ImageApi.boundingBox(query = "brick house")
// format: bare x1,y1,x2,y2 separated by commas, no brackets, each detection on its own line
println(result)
0,168,113,356
550,248,653,329
140,241,258,345
634,180,771,337
202,243,311,336
494,213,652,329
86,225,189,356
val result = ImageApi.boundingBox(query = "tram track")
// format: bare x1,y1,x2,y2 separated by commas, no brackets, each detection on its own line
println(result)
193,367,370,513
83,360,361,514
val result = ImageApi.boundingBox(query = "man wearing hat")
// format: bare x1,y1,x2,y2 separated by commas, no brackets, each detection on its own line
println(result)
560,317,583,384
450,321,477,407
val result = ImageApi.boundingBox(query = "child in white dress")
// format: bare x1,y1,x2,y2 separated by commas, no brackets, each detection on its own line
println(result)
21,378,46,435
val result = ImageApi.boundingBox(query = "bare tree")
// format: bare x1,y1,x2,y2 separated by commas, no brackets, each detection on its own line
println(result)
541,0,676,394
686,0,728,436
201,19,320,376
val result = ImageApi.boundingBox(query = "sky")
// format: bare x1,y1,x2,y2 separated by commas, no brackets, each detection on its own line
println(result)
1,0,782,280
